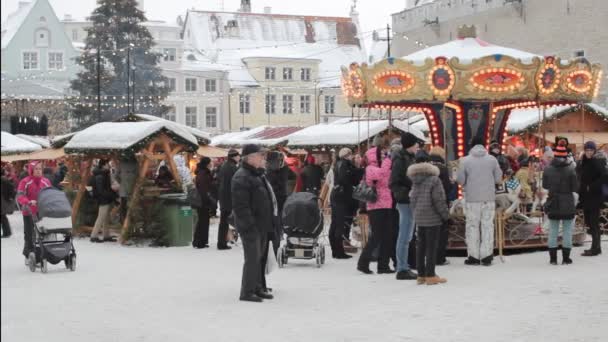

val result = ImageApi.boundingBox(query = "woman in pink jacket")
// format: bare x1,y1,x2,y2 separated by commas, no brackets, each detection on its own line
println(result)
357,145,394,274
17,161,52,259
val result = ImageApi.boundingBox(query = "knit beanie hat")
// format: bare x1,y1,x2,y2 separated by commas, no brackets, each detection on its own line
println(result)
584,141,597,151
401,132,419,149
338,148,352,159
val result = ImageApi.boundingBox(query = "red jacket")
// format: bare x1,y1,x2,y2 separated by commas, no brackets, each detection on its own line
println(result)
17,162,51,216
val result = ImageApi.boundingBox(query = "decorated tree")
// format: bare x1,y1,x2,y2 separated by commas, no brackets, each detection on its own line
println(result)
70,0,169,127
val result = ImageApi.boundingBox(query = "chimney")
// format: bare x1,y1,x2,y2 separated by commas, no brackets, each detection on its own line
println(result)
18,1,30,10
263,6,271,14
63,14,73,21
239,0,251,13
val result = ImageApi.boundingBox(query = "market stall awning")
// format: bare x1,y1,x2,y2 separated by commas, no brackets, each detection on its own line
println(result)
211,126,303,148
197,145,228,158
0,147,65,162
118,114,212,145
1,131,43,156
533,132,608,146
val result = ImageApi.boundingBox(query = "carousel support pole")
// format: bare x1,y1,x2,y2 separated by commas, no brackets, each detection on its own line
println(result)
542,106,547,151
71,158,93,228
121,141,156,242
581,102,586,147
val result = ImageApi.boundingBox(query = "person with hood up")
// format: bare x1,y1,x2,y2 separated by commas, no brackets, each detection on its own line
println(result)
408,159,450,285
17,161,52,258
456,137,503,266
428,146,454,266
193,157,215,249
357,145,394,274
577,141,608,256
390,132,420,280
91,159,118,243
489,141,512,176
300,154,324,195
217,149,240,250
543,144,578,265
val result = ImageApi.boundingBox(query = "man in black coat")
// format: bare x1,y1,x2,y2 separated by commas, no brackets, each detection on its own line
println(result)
91,159,118,243
217,149,240,250
301,154,324,195
577,141,608,256
232,144,278,303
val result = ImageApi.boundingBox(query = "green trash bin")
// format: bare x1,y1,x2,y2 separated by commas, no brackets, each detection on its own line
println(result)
159,193,193,247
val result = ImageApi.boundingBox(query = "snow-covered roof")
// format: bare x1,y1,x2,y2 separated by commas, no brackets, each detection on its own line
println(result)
1,131,43,155
15,135,50,148
405,38,539,65
1,77,67,99
507,103,608,133
1,1,35,49
286,119,426,148
184,10,365,88
211,126,302,147
64,121,198,152
131,113,211,144
51,132,77,148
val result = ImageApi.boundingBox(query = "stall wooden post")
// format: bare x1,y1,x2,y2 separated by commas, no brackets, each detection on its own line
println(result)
71,158,93,228
160,134,182,189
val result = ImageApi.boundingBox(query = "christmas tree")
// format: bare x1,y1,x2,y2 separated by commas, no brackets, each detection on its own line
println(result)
70,0,169,127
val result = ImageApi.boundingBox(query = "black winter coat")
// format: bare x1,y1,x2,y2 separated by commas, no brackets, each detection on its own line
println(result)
331,159,360,204
217,159,238,212
300,164,324,193
1,176,16,215
267,165,289,212
93,168,117,205
429,155,453,204
196,168,216,211
231,162,277,237
543,158,579,220
577,153,608,209
389,149,415,203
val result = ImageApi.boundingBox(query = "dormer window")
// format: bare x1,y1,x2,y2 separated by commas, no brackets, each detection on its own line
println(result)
39,16,46,23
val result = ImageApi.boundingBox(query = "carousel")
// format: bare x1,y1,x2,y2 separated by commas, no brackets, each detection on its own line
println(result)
341,25,603,252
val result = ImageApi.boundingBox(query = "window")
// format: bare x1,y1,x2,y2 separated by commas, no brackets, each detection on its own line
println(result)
39,16,47,23
282,95,293,114
324,95,335,114
22,51,39,70
205,107,218,128
265,67,276,80
265,94,276,114
239,94,250,114
164,106,176,121
205,79,217,92
574,50,585,58
163,48,176,62
300,95,311,114
301,68,311,81
185,78,197,92
167,78,176,92
72,29,78,41
283,68,293,80
185,106,197,127
35,29,49,47
48,52,63,70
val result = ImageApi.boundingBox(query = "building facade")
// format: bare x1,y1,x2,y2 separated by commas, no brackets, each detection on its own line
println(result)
391,0,607,106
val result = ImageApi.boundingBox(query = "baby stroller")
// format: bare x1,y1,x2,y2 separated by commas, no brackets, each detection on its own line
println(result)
277,192,325,268
25,187,76,273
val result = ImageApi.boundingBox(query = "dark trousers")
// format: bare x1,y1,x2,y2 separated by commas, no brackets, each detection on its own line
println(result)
193,208,210,247
260,232,277,291
240,233,266,298
409,233,417,270
389,209,399,268
1,214,11,237
329,201,349,256
436,222,449,264
22,215,35,258
358,209,392,271
218,209,231,246
584,206,602,251
120,197,128,224
417,226,440,277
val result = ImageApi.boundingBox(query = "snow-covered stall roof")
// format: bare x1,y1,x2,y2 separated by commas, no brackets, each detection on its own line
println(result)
128,114,212,144
405,38,539,65
286,119,426,148
1,131,43,155
15,135,50,148
51,132,77,148
184,10,365,88
507,103,608,133
64,121,199,154
211,126,303,147
1,0,35,49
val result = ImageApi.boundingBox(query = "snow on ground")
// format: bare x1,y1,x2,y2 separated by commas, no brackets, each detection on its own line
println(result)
2,212,607,342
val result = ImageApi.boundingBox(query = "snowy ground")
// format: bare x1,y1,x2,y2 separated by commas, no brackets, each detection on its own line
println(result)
2,212,607,342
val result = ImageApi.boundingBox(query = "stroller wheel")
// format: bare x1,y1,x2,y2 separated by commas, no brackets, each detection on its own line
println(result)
69,254,76,272
28,252,36,272
315,249,322,268
41,259,48,274
277,247,285,268
321,245,326,265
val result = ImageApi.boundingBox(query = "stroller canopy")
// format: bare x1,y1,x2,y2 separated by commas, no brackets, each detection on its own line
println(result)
282,192,323,237
37,187,72,219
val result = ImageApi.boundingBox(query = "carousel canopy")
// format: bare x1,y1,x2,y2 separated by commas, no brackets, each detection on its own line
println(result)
1,131,43,155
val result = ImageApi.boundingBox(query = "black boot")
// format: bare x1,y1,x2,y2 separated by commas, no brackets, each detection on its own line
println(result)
357,263,373,274
481,256,493,266
549,248,558,265
464,257,481,265
562,248,572,265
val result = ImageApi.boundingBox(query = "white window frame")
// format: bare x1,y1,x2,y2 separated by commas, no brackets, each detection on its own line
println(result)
283,67,293,80
185,106,198,127
265,94,276,114
265,67,276,80
205,79,217,92
300,68,311,81
282,95,293,114
205,107,218,128
164,105,176,122
22,50,40,70
163,48,177,62
167,78,177,92
239,94,250,114
185,78,197,92
300,95,311,114
324,95,335,114
48,51,64,70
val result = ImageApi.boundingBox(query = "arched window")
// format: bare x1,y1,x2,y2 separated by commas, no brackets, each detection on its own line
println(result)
39,16,46,23
35,29,50,47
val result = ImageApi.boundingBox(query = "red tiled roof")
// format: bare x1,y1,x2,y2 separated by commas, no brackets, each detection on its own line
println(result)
248,127,303,140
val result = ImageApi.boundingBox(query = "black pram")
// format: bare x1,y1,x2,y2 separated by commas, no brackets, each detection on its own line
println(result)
24,187,76,273
277,192,325,268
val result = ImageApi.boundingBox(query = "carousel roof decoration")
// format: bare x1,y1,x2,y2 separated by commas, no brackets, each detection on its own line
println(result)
341,25,603,161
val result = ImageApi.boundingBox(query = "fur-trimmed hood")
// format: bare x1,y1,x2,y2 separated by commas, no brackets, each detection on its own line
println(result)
407,162,440,184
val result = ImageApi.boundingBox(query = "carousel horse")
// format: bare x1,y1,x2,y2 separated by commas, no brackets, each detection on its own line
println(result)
449,178,523,217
